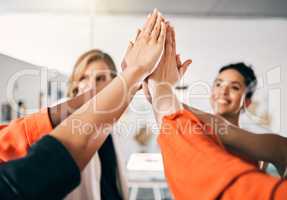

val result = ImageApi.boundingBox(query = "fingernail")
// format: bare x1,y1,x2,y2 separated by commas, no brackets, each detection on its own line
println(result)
147,13,151,18
153,8,157,13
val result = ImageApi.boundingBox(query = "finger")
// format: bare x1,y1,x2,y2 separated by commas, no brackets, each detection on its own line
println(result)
164,25,172,55
176,54,182,68
127,41,133,51
179,59,192,78
127,28,141,52
142,13,151,30
130,29,142,44
121,41,134,71
134,28,142,42
158,21,167,44
121,60,127,71
150,13,163,41
171,26,176,55
142,80,152,104
143,9,158,36
125,40,134,58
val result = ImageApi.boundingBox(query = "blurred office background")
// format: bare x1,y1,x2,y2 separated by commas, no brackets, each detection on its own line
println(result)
0,0,287,199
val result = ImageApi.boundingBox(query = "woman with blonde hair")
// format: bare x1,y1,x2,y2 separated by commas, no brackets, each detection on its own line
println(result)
65,49,128,200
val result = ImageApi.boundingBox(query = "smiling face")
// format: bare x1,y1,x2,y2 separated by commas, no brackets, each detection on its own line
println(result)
210,69,248,116
77,60,113,94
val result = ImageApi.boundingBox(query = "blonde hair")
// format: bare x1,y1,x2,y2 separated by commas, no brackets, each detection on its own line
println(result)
67,49,117,97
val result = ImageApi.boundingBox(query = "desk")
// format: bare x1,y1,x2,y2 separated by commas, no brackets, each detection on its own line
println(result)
129,179,168,200
127,153,172,200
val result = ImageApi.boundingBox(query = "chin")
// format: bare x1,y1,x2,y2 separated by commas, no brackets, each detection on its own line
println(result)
214,108,231,116
212,105,227,114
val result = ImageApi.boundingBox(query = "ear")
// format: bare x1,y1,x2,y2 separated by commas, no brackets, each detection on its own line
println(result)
244,98,252,108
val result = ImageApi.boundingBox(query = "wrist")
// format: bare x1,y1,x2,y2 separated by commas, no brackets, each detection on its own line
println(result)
123,66,148,81
148,81,182,124
148,80,174,99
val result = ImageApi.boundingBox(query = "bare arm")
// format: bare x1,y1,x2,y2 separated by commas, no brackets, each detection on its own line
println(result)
49,10,166,171
145,23,287,177
183,104,287,177
48,89,97,128
50,67,145,170
147,24,191,125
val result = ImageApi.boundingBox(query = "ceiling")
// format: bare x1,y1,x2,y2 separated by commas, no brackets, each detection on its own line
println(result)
0,0,287,18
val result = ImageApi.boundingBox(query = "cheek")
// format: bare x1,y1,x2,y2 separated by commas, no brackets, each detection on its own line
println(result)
210,91,217,107
230,92,245,108
98,79,110,87
78,81,93,94
95,79,113,92
210,88,218,101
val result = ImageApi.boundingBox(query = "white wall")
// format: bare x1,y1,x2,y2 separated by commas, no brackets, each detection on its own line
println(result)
0,54,67,121
0,14,286,159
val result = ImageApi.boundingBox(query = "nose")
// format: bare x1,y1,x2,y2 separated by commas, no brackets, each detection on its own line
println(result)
84,77,95,91
219,85,229,96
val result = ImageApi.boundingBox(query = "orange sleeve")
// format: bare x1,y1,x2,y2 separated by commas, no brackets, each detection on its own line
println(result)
273,180,287,200
158,109,283,200
221,171,286,200
0,108,53,163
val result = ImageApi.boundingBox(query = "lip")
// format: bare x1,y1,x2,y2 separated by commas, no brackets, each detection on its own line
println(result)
216,98,231,105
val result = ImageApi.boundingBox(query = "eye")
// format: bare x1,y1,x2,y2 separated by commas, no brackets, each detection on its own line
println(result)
95,75,106,82
231,86,240,91
215,81,221,87
79,75,88,82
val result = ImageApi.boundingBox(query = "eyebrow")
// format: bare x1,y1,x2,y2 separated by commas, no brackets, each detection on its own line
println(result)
215,78,243,87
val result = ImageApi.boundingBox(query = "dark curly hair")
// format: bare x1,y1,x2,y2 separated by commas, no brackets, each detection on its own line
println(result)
219,62,257,99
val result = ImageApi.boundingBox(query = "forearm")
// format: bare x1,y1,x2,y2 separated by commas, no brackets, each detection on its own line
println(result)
221,126,287,171
185,104,287,172
82,85,141,161
50,67,144,170
48,89,98,128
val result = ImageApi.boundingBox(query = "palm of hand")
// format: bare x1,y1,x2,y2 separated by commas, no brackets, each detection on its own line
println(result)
124,39,164,76
150,50,179,85
121,11,166,80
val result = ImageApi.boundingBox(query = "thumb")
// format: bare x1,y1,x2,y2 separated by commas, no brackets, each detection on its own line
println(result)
179,59,192,78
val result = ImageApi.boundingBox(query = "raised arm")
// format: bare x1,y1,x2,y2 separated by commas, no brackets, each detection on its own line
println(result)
185,105,287,177
48,89,98,128
146,23,191,125
145,24,287,200
49,9,167,170
145,22,287,177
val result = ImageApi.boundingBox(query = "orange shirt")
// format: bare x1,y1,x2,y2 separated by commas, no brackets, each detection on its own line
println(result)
158,109,287,200
0,109,53,163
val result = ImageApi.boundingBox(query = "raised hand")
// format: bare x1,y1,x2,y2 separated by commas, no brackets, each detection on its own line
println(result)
143,23,192,103
121,9,166,81
148,23,192,86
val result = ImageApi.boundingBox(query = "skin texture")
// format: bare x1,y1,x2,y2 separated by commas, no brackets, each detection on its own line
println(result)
146,24,192,124
144,23,287,177
77,60,114,94
49,9,167,170
68,59,117,166
48,59,115,134
210,69,251,126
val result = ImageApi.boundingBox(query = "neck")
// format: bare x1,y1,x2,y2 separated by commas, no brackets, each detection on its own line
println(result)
219,112,240,126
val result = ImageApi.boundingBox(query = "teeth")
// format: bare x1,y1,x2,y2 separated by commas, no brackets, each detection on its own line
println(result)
217,99,229,104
